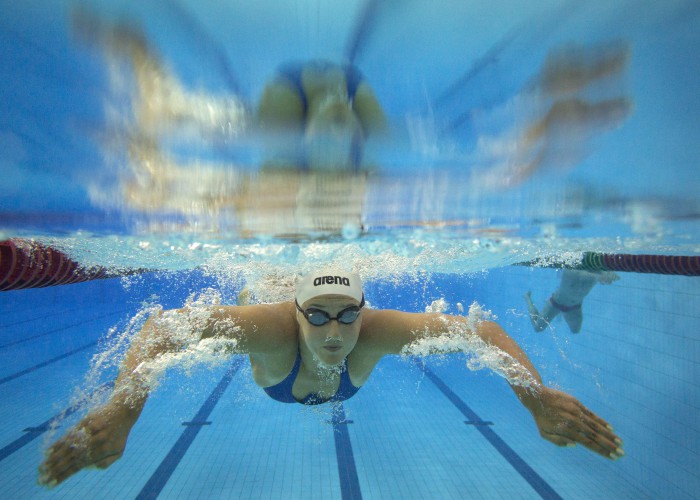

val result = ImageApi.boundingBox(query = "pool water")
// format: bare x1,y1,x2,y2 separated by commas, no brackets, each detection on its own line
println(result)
1,268,698,498
1,0,699,499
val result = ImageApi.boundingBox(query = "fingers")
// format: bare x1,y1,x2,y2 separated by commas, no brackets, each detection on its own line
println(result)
541,431,576,448
577,419,624,460
38,440,92,488
572,402,624,458
574,431,624,460
93,452,122,469
535,390,624,461
548,404,624,460
38,424,123,488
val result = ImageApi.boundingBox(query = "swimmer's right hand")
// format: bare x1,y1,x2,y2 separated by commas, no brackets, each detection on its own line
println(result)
37,403,139,488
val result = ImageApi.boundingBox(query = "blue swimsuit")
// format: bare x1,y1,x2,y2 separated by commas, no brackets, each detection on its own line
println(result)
263,351,361,405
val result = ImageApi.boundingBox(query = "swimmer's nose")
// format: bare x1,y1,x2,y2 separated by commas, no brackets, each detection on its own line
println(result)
325,322,343,341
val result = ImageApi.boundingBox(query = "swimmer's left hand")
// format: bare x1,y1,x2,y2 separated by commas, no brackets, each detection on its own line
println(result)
526,387,624,460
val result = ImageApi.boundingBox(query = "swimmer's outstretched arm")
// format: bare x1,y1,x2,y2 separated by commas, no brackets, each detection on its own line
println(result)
362,309,624,460
38,303,296,488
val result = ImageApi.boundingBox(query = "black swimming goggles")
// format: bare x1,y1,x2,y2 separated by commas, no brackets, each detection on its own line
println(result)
295,296,365,326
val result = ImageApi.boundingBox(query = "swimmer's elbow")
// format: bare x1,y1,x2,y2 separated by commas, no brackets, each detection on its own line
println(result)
476,319,506,337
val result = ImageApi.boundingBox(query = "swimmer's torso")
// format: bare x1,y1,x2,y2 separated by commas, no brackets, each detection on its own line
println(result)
246,305,384,402
554,270,599,306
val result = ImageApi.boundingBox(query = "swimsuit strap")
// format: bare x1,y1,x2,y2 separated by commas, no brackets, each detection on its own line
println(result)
549,296,582,313
341,63,363,101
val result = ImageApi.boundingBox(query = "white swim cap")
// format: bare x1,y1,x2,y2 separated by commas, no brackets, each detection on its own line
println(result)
295,270,363,306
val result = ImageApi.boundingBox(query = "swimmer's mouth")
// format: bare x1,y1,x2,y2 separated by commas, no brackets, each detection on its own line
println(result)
323,345,342,352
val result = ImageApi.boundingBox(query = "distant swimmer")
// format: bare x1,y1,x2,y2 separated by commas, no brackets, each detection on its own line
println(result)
39,270,624,488
524,269,619,333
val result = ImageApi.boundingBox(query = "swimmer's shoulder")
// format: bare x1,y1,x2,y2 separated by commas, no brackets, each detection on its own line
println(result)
353,83,387,136
257,81,305,125
359,308,418,355
207,301,298,353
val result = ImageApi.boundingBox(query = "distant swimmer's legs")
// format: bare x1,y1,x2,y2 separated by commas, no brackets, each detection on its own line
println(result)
562,309,583,334
524,291,559,332
548,296,583,333
344,0,384,64
523,97,632,147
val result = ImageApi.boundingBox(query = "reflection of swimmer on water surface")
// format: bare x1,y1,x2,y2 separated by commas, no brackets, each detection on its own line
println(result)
257,60,386,171
237,60,387,237
72,11,386,237
39,270,624,488
524,269,619,333
72,9,247,142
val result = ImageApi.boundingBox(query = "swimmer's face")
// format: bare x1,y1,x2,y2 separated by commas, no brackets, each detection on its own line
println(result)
297,295,363,366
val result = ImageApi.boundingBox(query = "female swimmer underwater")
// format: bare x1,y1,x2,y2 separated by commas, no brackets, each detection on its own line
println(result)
39,270,623,487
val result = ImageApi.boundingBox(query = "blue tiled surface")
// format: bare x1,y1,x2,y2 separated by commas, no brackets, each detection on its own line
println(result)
1,270,698,499
476,267,700,499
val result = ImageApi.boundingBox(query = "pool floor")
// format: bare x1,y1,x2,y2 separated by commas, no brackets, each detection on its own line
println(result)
0,276,646,499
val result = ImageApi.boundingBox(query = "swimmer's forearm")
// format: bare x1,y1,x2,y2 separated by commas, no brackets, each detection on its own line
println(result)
475,321,543,383
473,321,594,419
108,314,176,412
109,367,149,416
474,320,546,410
107,305,246,410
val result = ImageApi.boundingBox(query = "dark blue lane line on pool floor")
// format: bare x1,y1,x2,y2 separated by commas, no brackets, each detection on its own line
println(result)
136,357,243,500
1,308,88,328
332,403,362,500
0,308,140,385
0,382,114,463
0,341,98,386
418,363,563,500
0,308,132,349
